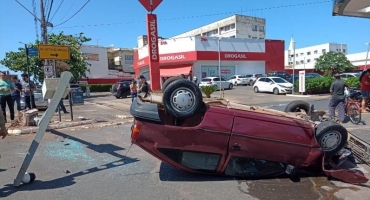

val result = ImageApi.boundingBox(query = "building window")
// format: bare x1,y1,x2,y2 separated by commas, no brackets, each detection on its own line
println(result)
300,60,304,64
322,49,326,53
230,24,235,29
211,29,218,35
307,59,311,63
229,35,235,38
295,54,298,57
125,55,134,60
314,50,318,54
252,25,258,31
307,52,311,55
259,26,264,32
224,25,230,31
252,37,258,39
343,49,346,53
288,62,293,65
296,61,299,65
206,31,212,36
260,37,264,39
300,53,304,56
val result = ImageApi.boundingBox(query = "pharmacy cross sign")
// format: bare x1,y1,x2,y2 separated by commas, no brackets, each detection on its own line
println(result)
138,0,163,12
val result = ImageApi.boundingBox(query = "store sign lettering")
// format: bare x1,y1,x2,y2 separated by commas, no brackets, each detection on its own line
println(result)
137,60,145,66
224,54,247,59
149,18,158,60
160,54,186,61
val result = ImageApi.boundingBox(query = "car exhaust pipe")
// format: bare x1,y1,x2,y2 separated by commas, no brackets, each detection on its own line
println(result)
139,94,163,104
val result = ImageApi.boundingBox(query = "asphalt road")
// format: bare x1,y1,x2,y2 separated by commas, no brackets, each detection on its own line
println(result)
2,123,370,200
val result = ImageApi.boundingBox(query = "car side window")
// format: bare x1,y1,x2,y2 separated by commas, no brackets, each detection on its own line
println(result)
221,78,227,81
259,78,266,82
265,78,272,82
340,74,347,79
229,76,235,80
157,148,221,173
213,78,220,81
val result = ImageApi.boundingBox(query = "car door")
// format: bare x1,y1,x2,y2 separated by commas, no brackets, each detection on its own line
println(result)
221,77,229,88
264,77,273,92
256,78,266,91
222,110,314,175
135,108,234,174
213,77,221,89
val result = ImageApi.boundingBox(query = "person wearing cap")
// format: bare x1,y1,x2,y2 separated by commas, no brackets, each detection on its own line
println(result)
130,80,138,102
329,73,348,124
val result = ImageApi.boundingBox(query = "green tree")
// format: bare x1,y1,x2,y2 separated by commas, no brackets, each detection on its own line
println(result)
0,32,91,83
314,51,355,75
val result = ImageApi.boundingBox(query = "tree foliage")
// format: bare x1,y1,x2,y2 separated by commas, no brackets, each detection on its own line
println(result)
0,32,91,83
314,51,355,74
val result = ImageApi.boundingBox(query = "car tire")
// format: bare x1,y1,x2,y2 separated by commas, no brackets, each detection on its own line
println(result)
248,80,253,86
234,82,238,86
228,84,233,90
121,93,128,98
315,121,348,155
162,76,185,92
162,79,203,119
284,100,311,114
253,86,259,93
273,87,279,95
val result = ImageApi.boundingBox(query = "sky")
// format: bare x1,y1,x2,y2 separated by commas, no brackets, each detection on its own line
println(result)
1,0,370,74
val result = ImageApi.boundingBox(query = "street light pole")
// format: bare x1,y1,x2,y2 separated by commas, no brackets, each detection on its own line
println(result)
292,41,296,94
218,37,222,98
365,43,370,70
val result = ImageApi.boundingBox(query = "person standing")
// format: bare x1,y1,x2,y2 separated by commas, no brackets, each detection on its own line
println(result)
0,72,15,123
329,73,348,124
85,84,91,97
11,76,22,112
21,73,36,109
130,80,138,102
359,69,370,113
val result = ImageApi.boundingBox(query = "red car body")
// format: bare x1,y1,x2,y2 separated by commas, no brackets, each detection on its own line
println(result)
130,99,368,184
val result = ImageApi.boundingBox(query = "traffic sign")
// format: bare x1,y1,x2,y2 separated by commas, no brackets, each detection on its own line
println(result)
27,48,38,57
38,44,70,60
44,65,53,76
138,0,162,12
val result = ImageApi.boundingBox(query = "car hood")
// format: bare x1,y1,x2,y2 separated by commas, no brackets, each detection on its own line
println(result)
277,83,293,87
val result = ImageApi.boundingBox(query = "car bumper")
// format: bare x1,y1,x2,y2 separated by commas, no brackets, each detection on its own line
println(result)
130,97,160,122
236,81,248,85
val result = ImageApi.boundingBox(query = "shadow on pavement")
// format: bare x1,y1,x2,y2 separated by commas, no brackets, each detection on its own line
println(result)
0,130,139,198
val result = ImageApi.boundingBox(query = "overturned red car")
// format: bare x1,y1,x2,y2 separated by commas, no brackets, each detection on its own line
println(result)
130,78,368,184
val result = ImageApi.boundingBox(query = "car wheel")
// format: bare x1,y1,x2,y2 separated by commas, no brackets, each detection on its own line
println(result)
253,86,259,93
315,121,348,155
228,84,233,90
121,93,128,98
163,79,203,119
162,76,185,92
273,87,279,95
234,82,238,86
249,81,253,86
284,100,310,114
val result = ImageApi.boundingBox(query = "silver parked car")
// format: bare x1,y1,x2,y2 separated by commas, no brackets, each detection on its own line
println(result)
20,89,48,110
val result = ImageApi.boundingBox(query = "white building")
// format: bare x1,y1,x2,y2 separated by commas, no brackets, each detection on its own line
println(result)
79,45,135,84
170,14,266,39
284,43,347,70
347,52,370,69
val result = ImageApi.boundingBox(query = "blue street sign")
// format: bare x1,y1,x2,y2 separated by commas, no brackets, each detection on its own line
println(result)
27,48,38,57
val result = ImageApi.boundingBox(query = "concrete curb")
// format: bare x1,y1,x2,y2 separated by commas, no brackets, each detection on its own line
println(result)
8,120,95,135
286,94,312,98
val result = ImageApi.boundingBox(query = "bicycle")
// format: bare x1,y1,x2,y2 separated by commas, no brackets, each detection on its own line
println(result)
344,93,362,124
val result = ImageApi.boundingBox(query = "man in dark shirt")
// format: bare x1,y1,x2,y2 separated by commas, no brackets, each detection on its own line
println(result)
329,73,348,124
11,76,22,111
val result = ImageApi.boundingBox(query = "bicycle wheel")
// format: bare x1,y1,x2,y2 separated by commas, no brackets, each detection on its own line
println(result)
347,103,361,124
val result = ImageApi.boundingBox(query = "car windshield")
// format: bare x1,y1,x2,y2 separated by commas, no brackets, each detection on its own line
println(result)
70,85,80,88
272,77,288,83
202,78,212,82
238,75,246,78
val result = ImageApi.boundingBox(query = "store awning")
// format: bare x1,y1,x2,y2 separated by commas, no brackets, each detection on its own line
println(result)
333,0,370,18
160,65,192,77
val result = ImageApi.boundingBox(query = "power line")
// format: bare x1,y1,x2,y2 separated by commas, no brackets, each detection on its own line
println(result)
13,0,40,21
59,0,77,23
50,0,65,21
54,0,91,27
46,0,54,22
55,0,330,29
32,0,39,40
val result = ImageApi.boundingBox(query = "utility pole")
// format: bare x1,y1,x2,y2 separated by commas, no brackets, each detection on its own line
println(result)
40,0,48,45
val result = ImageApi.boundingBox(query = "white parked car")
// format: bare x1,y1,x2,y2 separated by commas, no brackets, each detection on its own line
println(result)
199,77,233,90
245,74,263,85
20,89,48,110
340,72,361,80
228,75,249,86
253,77,293,95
